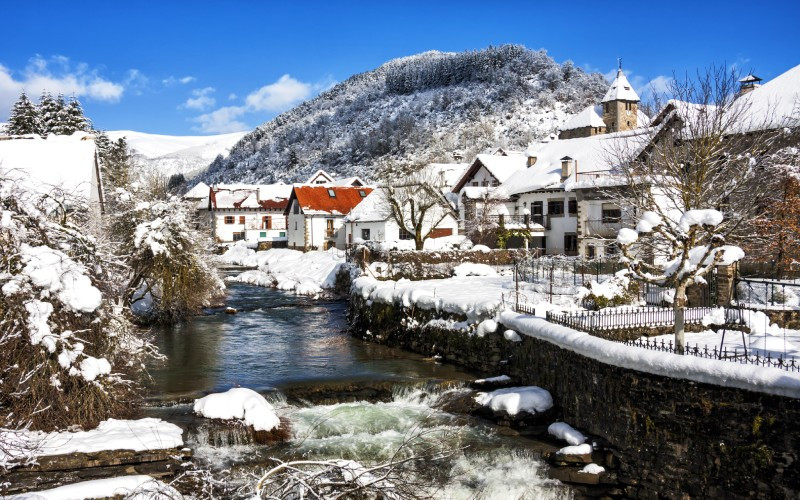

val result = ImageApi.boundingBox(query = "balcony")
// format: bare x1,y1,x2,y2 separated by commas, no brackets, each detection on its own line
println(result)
325,229,336,238
486,214,549,231
584,218,632,238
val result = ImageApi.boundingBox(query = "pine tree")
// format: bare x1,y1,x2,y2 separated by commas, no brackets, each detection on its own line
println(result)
50,93,70,135
38,92,60,136
63,95,89,134
6,91,41,135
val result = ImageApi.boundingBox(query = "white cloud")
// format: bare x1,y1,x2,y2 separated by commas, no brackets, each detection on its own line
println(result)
162,75,196,86
190,74,337,134
245,74,311,112
0,55,125,118
183,86,216,110
192,105,249,134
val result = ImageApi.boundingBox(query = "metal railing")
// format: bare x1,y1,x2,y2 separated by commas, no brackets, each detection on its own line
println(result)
486,214,550,230
545,306,739,333
622,337,799,372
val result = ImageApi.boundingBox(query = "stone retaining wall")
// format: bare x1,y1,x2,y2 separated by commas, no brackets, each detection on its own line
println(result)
349,296,800,499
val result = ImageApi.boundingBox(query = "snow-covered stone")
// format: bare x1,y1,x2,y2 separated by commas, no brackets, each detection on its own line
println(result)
194,388,280,432
548,422,587,446
474,386,553,415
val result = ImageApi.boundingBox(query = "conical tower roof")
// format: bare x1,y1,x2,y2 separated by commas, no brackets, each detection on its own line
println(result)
602,68,640,103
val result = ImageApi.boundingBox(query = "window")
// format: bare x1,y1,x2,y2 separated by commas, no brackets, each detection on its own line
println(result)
232,232,245,241
315,180,326,184
224,216,235,224
532,201,543,215
361,228,371,240
481,180,489,187
602,204,622,223
471,181,479,187
293,202,299,214
547,199,564,217
327,189,336,197
491,180,499,187
279,231,286,237
260,231,267,238
239,216,246,224
564,233,577,253
568,199,577,216
399,228,412,240
606,243,619,256
358,189,367,197
587,245,596,259
294,221,298,230
262,216,272,229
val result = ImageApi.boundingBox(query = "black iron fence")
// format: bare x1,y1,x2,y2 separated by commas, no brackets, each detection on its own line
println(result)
735,277,800,309
545,306,729,333
622,337,799,373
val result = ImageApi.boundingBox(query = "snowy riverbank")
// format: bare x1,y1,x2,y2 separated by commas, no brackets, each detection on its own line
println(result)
220,245,345,296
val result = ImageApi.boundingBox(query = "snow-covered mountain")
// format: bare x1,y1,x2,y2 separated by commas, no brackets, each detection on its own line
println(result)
198,45,608,185
107,130,246,179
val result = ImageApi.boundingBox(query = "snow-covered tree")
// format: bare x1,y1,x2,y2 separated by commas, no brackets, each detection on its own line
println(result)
108,185,224,324
37,92,61,136
49,94,71,135
611,66,779,352
0,175,157,436
63,95,90,134
6,91,41,135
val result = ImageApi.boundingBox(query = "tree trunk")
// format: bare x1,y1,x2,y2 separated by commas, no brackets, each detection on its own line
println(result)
674,284,687,355
415,228,424,250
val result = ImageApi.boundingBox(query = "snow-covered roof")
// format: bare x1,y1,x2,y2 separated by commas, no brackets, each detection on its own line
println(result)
183,181,210,199
602,69,640,103
289,185,374,216
501,129,652,195
0,132,101,206
343,189,391,222
327,176,366,187
731,63,800,132
305,169,335,184
453,154,527,193
561,105,606,131
425,162,470,190
209,183,292,210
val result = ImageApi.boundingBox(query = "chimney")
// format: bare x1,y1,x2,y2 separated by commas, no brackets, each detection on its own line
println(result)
737,74,762,97
561,156,574,180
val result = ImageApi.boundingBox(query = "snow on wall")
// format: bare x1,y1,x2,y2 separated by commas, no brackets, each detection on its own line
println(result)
499,311,800,398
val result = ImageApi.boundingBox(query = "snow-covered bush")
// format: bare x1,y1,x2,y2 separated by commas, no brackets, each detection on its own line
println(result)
577,270,640,310
108,186,224,323
0,176,156,437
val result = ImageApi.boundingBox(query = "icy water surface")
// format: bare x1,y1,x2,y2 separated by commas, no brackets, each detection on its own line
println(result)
147,279,571,499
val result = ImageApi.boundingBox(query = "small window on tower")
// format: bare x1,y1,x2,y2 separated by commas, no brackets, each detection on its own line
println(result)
327,189,336,197
358,189,366,197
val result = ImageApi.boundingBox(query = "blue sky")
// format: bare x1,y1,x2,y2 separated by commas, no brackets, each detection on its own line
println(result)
2,0,798,135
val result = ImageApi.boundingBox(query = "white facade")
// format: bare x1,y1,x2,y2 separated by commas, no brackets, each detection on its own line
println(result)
213,208,288,243
343,214,459,246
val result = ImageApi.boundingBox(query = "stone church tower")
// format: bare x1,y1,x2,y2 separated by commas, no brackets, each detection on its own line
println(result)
601,64,640,133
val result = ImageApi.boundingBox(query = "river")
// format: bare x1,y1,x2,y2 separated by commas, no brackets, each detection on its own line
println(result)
145,280,571,499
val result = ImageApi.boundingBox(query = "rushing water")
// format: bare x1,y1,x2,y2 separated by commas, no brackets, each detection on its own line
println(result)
146,280,571,499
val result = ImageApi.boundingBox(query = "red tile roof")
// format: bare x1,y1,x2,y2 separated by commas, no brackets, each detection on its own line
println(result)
288,186,373,215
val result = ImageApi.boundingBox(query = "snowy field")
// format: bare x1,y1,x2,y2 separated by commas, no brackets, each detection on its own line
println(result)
220,245,345,296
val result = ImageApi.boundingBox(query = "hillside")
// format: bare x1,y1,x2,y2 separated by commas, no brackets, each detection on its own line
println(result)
107,130,246,179
198,45,609,185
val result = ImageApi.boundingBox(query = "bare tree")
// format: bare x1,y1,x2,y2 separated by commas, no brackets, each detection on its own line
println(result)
463,187,505,246
381,167,455,251
610,65,782,352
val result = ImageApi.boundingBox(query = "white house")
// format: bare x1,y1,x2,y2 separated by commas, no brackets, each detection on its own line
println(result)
208,183,292,245
285,185,373,250
0,132,104,214
342,188,459,247
305,169,366,187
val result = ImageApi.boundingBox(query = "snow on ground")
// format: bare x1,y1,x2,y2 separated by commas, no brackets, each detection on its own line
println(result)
362,235,473,252
194,388,280,432
581,464,605,474
353,275,579,323
557,443,593,455
500,311,800,398
643,325,800,360
0,419,183,466
548,422,586,446
474,386,553,415
453,262,497,277
222,246,344,296
6,475,182,499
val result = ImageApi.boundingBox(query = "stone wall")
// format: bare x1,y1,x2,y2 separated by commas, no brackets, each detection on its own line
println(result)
352,248,525,280
349,296,800,499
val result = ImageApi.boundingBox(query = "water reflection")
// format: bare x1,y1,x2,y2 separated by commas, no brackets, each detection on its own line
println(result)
149,281,474,397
